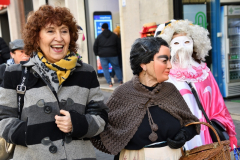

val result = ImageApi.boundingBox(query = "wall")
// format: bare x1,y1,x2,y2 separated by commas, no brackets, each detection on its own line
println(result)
7,0,22,40
32,0,46,11
119,0,173,82
49,0,65,7
65,0,88,63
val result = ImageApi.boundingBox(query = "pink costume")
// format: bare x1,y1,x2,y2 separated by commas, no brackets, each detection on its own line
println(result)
167,62,236,150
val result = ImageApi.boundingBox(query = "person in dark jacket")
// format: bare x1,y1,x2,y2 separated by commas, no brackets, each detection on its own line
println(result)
0,63,6,85
0,39,30,85
0,37,10,64
93,23,122,87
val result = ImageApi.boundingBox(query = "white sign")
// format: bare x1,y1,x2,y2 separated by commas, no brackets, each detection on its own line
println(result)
122,0,126,7
228,6,240,15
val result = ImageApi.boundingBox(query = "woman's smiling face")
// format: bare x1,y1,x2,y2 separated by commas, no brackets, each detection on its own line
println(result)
38,24,70,63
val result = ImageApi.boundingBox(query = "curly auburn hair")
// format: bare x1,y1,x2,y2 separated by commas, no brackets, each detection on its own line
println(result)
22,5,78,56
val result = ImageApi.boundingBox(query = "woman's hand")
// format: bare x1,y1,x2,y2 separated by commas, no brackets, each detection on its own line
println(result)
55,110,73,133
167,129,188,149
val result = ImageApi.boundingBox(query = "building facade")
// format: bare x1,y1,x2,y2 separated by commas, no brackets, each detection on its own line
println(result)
1,0,240,94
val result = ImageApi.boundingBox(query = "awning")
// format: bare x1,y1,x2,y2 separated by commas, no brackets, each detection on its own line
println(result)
0,0,10,5
0,0,9,14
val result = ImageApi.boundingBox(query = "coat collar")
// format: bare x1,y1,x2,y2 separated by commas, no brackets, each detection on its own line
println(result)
21,56,82,67
21,58,35,67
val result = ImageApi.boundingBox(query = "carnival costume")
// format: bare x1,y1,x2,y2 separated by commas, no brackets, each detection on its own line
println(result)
155,20,237,150
91,75,200,158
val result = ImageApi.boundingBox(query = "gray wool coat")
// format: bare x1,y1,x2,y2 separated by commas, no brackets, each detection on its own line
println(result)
0,56,108,160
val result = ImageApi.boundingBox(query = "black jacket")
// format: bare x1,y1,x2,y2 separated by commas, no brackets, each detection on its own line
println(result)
93,29,120,57
0,63,7,85
0,37,10,64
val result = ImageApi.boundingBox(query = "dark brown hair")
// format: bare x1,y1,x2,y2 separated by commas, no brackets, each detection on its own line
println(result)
22,5,78,56
130,37,169,75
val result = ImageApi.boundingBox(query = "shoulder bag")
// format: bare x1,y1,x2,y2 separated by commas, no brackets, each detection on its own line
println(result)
187,82,229,142
0,66,29,160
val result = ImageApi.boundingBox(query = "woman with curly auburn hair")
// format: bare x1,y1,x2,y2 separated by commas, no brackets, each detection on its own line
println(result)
0,5,108,160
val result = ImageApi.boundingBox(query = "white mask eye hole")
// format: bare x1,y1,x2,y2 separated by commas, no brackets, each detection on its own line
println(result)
174,42,179,45
185,41,190,44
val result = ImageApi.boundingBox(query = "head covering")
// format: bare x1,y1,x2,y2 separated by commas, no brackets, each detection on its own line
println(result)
9,39,24,52
113,26,120,35
154,20,176,37
155,19,212,61
101,23,109,29
139,22,157,38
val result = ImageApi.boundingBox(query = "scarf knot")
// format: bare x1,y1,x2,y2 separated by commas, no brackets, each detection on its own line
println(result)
37,51,77,85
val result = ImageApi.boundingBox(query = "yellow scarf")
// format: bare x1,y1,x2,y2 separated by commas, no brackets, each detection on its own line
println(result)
37,51,77,85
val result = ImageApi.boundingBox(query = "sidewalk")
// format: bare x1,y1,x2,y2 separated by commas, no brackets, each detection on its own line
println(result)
225,101,240,117
98,76,120,91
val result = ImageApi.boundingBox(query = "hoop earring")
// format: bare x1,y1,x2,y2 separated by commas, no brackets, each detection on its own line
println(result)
144,70,146,76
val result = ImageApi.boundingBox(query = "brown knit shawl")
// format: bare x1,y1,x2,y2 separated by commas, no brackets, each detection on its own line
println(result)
91,75,200,155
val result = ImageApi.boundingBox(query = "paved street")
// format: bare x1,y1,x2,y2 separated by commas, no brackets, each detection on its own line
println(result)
94,89,240,160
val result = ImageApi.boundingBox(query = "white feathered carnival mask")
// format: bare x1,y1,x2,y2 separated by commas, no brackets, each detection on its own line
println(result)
154,20,212,64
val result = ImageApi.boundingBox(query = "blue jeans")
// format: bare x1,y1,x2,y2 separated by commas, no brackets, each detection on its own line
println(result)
100,56,122,84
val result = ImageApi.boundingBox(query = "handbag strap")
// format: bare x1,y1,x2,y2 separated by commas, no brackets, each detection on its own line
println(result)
16,66,30,119
186,82,212,125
